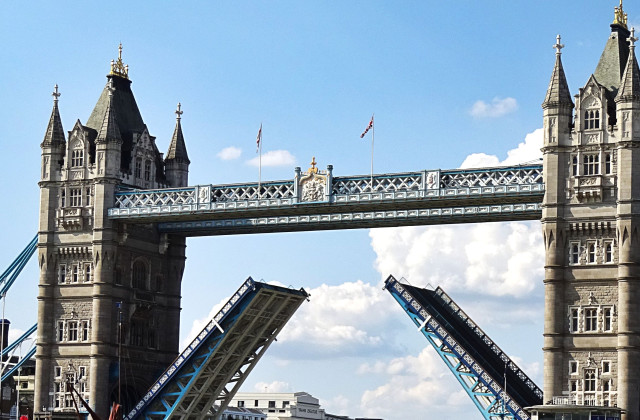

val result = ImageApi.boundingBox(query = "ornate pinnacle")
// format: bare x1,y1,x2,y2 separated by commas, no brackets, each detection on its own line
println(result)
109,43,130,79
553,34,564,55
52,84,61,103
629,27,638,49
614,0,628,29
175,102,183,120
309,156,318,174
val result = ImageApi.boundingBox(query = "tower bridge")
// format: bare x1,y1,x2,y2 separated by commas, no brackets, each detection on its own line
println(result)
16,2,640,420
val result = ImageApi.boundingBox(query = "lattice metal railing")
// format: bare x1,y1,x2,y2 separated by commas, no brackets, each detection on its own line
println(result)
434,287,543,400
115,188,195,208
110,164,544,220
440,166,543,189
211,181,295,202
332,173,423,195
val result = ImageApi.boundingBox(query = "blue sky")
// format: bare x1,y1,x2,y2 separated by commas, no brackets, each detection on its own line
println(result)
1,1,639,419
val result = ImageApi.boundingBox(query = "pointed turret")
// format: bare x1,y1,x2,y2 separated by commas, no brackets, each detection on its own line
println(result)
95,82,122,143
42,84,66,146
165,103,190,187
85,45,145,172
543,36,574,110
165,103,190,163
616,28,640,103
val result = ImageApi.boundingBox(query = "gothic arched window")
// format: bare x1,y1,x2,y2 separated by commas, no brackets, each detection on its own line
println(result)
135,157,142,178
144,160,151,181
71,150,84,167
132,260,147,290
584,110,600,130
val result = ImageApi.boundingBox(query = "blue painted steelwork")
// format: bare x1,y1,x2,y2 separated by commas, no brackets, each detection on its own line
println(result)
2,347,36,382
1,323,37,381
384,275,540,420
125,277,308,420
0,234,37,295
2,323,36,357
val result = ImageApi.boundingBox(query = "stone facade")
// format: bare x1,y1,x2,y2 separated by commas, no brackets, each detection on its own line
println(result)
541,8,640,420
35,51,190,418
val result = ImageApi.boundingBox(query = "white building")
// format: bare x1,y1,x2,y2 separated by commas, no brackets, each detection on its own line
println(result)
230,392,325,420
211,405,266,420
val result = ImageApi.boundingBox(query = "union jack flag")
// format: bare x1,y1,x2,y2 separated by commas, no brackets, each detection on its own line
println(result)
360,115,373,138
256,124,262,153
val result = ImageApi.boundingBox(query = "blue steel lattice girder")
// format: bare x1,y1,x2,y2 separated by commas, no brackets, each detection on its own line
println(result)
390,292,510,420
126,278,308,420
182,294,297,417
1,323,37,382
384,277,531,420
0,234,37,295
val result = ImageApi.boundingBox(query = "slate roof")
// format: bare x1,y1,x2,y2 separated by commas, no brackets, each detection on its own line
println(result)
166,116,190,163
85,74,147,171
616,43,640,102
42,99,66,146
543,53,573,109
593,24,631,120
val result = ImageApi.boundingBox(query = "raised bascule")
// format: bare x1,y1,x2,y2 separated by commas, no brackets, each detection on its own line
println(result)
1,2,633,420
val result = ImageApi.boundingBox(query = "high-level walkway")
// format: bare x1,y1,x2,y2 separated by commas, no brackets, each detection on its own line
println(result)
109,163,543,235
384,276,542,420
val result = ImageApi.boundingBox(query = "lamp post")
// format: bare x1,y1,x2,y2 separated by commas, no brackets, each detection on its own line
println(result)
15,338,31,420
15,366,21,420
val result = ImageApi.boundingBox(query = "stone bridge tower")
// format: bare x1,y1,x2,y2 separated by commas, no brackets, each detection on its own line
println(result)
542,4,640,419
35,47,190,418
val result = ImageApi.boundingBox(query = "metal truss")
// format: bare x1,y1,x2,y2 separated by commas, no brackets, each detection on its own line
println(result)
1,323,37,381
383,276,537,420
108,164,543,234
0,234,37,295
434,288,542,398
125,278,308,420
0,236,38,381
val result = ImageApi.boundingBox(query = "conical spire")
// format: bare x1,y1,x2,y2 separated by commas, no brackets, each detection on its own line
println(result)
96,81,122,143
543,35,574,109
165,103,190,163
42,84,66,146
616,28,640,103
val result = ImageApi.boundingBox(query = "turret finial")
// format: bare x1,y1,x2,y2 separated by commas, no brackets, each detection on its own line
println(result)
614,0,628,29
553,34,564,55
175,103,183,120
110,43,130,79
52,84,61,103
629,27,638,49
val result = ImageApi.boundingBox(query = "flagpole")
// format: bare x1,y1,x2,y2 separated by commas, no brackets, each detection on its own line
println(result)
370,114,374,191
258,123,262,198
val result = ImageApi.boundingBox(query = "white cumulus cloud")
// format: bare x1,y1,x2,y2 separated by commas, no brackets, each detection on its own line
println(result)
217,146,242,160
370,127,545,298
470,97,518,118
247,150,296,167
460,128,542,169
358,348,469,419
253,381,291,393
274,280,406,359
370,222,543,298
